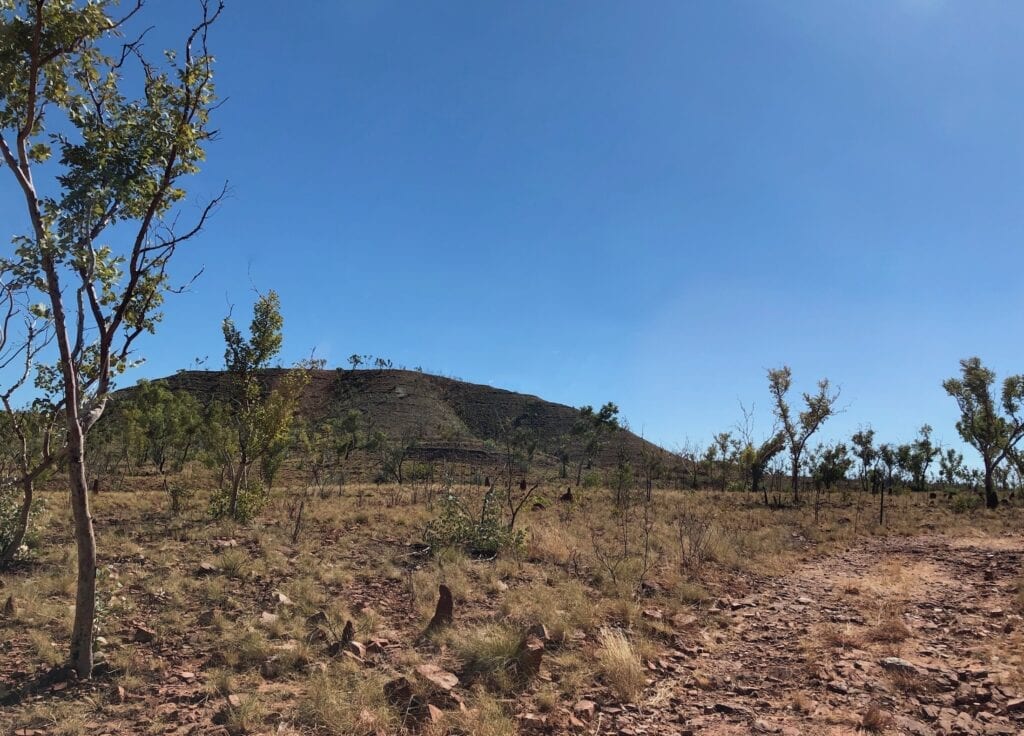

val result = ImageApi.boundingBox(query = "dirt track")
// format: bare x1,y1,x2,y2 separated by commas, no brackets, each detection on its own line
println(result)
606,535,1024,736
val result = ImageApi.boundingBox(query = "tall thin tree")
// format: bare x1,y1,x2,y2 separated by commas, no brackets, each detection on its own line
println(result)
0,0,224,676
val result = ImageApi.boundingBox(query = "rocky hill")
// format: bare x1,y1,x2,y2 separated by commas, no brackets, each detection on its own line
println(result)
150,368,676,480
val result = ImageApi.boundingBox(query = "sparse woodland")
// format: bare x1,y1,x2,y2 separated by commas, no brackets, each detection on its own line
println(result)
2,3,1024,736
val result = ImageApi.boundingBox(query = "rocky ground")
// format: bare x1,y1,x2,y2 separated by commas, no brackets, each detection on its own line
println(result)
574,535,1024,736
2,494,1022,736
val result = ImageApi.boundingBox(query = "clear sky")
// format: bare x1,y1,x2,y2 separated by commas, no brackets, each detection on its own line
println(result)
15,1,1024,454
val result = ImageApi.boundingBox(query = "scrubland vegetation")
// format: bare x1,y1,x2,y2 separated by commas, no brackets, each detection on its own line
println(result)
3,3,1024,734
2,470,1023,734
1,220,1022,736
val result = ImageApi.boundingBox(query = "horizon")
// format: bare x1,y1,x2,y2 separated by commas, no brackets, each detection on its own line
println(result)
6,1,1024,458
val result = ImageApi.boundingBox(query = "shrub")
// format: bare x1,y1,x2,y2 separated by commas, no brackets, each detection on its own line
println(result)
951,492,981,514
424,489,524,556
209,480,267,523
0,490,40,563
168,482,196,516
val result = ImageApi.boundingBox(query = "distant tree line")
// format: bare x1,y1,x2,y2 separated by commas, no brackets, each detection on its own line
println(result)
671,358,1024,515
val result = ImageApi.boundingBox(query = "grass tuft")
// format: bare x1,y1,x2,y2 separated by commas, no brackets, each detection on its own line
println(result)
596,627,645,702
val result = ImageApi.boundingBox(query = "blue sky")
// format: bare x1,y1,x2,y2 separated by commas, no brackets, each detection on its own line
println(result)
9,1,1024,454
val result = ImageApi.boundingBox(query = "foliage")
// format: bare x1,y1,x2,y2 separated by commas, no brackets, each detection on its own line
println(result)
809,442,853,491
210,291,307,519
209,477,265,523
851,428,877,493
939,448,965,488
424,489,525,556
296,409,363,493
0,487,40,561
119,380,202,475
611,459,634,507
896,425,939,493
0,0,225,676
767,366,840,502
166,481,195,516
366,429,415,484
943,357,1024,508
951,492,982,514
739,430,786,502
571,402,620,486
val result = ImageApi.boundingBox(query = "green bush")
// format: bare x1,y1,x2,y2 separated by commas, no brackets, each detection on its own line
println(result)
951,492,982,514
209,481,267,523
168,482,196,515
424,489,524,557
0,489,40,562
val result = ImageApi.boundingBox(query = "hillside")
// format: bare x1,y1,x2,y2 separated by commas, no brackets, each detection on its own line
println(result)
147,368,675,479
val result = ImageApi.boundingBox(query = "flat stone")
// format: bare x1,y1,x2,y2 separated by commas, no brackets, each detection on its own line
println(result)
881,657,919,676
415,663,458,691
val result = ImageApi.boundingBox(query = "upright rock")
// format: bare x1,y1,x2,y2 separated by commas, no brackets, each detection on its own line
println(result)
428,584,454,630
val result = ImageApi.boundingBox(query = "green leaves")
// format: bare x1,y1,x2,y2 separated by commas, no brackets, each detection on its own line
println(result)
2,0,224,416
223,291,284,374
943,357,1024,466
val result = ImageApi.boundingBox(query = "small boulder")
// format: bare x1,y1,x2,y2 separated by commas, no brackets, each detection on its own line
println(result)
131,624,157,643
415,663,459,692
574,699,596,719
195,561,219,576
880,657,919,676
515,635,544,679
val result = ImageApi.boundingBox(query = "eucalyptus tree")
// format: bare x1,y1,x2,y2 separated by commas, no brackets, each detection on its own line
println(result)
851,428,877,494
214,291,308,520
896,425,939,494
809,442,853,493
0,0,224,676
291,407,362,542
711,431,738,491
122,380,202,476
767,366,841,503
733,402,786,504
734,432,785,506
943,357,1024,509
938,448,965,489
571,401,620,486
877,443,898,492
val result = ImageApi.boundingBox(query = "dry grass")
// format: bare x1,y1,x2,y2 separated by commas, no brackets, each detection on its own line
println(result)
819,624,864,650
427,689,517,736
860,702,893,732
453,624,523,691
1,481,1021,734
596,627,645,702
791,691,816,715
864,617,912,644
296,661,399,734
